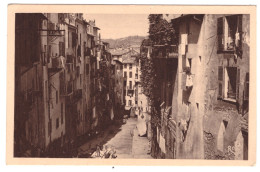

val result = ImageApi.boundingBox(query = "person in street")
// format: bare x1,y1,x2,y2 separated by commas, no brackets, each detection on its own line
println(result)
91,145,101,158
91,145,117,159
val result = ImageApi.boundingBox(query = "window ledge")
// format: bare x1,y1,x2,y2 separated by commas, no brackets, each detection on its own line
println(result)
223,98,237,103
217,50,235,54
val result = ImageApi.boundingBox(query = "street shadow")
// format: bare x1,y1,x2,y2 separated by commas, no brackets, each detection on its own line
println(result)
77,120,126,158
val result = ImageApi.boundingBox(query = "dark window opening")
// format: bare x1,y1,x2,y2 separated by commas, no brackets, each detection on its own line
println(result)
56,118,59,129
56,90,58,104
129,81,132,89
226,67,237,99
217,15,242,52
61,103,63,124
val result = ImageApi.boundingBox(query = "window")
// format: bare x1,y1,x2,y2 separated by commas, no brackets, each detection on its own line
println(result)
217,15,242,52
129,81,132,89
129,100,132,106
129,64,132,70
56,118,59,129
68,31,70,48
48,119,52,136
124,71,127,78
76,66,80,77
61,103,64,124
244,73,249,100
45,81,48,101
218,66,240,102
135,74,138,79
85,64,89,75
129,72,132,78
32,78,35,90
124,64,127,68
56,90,58,104
47,45,52,63
59,42,65,56
80,74,82,85
80,34,81,45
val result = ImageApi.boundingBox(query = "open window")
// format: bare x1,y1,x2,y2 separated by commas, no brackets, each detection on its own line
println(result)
218,66,240,102
217,15,242,53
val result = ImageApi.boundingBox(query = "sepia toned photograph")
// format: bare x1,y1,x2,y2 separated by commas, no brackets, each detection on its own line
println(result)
7,5,256,166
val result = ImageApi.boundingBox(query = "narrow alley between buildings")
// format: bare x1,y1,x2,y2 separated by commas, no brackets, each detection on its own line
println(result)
14,13,249,160
78,116,152,159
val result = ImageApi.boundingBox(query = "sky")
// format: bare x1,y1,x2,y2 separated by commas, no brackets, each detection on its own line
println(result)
83,14,149,39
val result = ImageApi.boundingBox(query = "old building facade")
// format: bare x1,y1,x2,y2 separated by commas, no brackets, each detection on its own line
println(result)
140,14,249,160
14,13,118,157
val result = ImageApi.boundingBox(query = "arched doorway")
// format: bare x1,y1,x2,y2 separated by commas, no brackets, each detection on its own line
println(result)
217,121,227,152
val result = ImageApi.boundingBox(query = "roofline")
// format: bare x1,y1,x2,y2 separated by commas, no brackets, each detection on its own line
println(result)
66,23,77,29
113,59,123,64
87,33,95,37
171,14,204,23
94,26,100,30
48,68,63,78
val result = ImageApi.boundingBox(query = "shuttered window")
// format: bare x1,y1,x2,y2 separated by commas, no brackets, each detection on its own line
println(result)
217,17,224,51
181,73,187,90
236,68,240,101
217,15,243,53
244,72,249,100
85,64,89,75
48,119,52,136
218,66,224,99
59,42,65,56
47,45,52,63
237,15,243,50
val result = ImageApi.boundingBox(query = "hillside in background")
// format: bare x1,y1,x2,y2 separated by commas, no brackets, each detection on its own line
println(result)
103,35,147,49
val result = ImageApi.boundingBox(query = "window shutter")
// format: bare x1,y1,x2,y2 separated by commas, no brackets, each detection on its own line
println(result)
181,73,187,90
244,72,249,100
62,42,65,56
218,66,224,99
47,45,52,63
59,42,62,56
217,17,224,51
237,15,243,33
237,15,243,52
218,66,223,81
236,68,240,101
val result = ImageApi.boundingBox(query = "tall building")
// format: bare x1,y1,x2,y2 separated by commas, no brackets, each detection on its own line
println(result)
14,13,116,157
141,14,249,160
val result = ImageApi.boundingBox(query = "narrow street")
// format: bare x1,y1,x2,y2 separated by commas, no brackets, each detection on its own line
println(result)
78,117,152,159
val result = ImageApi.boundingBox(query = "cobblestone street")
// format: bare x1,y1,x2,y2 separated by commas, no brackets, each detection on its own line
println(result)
78,117,152,159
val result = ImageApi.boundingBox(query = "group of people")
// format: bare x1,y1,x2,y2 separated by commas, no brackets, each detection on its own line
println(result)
91,145,117,159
